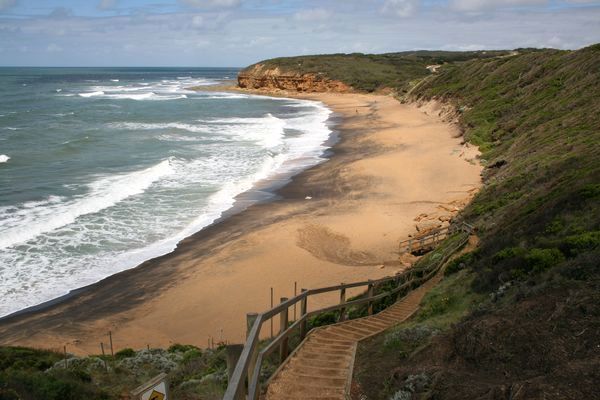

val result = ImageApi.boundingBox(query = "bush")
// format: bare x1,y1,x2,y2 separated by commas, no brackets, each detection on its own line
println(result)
168,344,200,354
561,231,600,256
114,348,135,359
308,311,339,328
445,252,477,275
524,248,565,273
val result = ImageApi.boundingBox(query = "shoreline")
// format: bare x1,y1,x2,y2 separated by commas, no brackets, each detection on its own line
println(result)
0,90,340,322
0,88,482,355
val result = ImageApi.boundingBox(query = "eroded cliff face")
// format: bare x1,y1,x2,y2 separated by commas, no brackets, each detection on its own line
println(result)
237,64,352,93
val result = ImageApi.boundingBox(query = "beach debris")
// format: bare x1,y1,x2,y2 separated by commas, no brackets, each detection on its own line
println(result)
305,196,312,200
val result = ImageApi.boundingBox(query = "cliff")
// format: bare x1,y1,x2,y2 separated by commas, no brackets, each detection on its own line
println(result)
237,51,514,93
237,63,352,92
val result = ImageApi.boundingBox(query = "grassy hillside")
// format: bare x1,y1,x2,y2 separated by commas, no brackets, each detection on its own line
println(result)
412,44,600,292
242,50,513,92
352,44,600,399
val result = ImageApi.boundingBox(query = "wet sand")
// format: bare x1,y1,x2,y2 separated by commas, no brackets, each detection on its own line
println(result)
0,91,481,355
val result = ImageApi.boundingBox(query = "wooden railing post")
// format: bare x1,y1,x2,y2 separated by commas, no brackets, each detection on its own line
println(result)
339,284,346,322
246,312,258,394
299,289,308,340
394,275,401,301
367,280,374,315
279,297,289,364
408,238,413,253
226,344,244,385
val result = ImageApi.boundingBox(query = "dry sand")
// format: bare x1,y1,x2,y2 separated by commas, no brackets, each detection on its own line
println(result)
0,91,482,355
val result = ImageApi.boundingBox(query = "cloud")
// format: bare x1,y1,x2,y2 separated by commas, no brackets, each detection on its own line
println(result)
293,8,332,21
0,1,598,67
450,0,547,12
179,0,241,8
0,0,16,12
48,7,72,18
191,15,204,27
98,0,117,11
381,0,419,17
46,43,63,52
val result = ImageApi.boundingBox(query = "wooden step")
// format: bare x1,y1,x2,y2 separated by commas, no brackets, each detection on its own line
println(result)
275,372,347,387
290,356,351,370
283,362,349,378
266,381,345,397
328,324,376,338
296,350,353,362
264,268,447,400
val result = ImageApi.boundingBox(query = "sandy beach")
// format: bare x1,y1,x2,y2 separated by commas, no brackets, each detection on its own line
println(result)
0,91,481,355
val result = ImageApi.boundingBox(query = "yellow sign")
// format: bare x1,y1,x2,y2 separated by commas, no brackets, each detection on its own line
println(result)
132,373,169,400
148,390,165,400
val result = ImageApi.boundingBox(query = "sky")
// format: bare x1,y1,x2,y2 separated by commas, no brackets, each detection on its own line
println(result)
0,0,599,67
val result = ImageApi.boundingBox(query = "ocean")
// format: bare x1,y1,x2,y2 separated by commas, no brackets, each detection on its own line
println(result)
0,67,333,318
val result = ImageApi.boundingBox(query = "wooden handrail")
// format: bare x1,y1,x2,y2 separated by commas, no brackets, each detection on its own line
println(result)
223,224,472,400
398,221,472,254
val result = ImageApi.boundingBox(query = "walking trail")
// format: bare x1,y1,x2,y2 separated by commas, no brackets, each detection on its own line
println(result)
264,267,444,399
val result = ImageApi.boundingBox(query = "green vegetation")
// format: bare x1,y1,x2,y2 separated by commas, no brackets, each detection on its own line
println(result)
354,269,486,399
411,44,600,292
352,44,600,399
243,50,513,92
0,345,229,400
0,347,109,400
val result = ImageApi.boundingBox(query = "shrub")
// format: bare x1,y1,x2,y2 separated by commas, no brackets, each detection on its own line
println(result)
308,311,339,328
561,231,600,256
445,252,477,275
168,344,200,354
524,248,565,273
114,348,135,359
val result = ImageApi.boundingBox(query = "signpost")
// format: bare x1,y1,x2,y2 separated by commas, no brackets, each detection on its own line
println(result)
131,373,170,400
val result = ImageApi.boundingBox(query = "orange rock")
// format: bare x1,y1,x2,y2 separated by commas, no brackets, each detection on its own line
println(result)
238,64,352,93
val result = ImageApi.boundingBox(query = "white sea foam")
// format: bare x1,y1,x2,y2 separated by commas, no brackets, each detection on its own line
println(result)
78,88,187,101
79,91,104,97
199,93,251,100
109,121,209,133
110,79,119,82
0,154,10,163
0,88,334,318
112,113,287,148
0,160,174,250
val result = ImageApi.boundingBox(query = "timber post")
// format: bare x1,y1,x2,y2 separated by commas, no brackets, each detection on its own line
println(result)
279,297,289,364
226,344,244,394
367,280,374,315
246,312,259,394
299,289,308,340
339,284,346,322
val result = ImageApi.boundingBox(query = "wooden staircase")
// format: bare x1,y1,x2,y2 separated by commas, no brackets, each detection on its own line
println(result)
264,270,444,399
